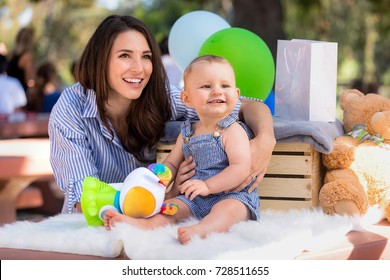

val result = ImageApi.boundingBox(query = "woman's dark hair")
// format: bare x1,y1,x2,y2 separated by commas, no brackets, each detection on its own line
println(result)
9,27,34,58
76,15,172,162
26,61,57,112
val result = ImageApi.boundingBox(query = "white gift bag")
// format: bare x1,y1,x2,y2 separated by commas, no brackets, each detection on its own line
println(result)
275,39,338,122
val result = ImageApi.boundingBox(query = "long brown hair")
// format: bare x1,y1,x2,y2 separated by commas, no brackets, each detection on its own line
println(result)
8,27,34,58
75,15,172,162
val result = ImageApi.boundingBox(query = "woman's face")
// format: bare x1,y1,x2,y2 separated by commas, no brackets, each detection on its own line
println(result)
107,30,153,103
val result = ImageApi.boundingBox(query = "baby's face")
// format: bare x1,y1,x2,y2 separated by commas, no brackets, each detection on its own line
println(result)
182,61,240,119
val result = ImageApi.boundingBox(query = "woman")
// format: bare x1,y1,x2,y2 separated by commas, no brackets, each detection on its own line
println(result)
26,61,61,113
7,27,36,93
49,15,275,214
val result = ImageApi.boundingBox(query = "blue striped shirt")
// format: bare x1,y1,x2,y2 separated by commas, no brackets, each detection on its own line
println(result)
49,83,241,213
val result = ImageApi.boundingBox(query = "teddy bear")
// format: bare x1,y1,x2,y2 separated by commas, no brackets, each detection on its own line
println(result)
319,89,390,222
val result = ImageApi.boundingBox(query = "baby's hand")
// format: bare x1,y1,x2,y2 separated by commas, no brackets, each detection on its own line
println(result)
180,179,210,200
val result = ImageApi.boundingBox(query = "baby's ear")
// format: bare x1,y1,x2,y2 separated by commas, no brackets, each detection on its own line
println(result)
181,90,192,107
236,88,241,98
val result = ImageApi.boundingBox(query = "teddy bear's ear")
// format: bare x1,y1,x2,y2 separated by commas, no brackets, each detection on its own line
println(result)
340,89,364,110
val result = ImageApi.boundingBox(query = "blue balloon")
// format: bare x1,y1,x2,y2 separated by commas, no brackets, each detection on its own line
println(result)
264,90,275,115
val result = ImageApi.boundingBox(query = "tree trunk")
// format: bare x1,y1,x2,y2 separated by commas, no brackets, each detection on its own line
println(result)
232,0,285,61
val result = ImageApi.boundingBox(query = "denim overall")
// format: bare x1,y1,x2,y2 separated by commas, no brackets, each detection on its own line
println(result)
176,113,260,220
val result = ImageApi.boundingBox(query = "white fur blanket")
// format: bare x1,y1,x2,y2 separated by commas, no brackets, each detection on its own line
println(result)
0,208,377,260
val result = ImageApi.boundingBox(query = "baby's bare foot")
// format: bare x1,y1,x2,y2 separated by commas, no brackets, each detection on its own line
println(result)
177,227,192,244
104,209,150,229
177,225,206,244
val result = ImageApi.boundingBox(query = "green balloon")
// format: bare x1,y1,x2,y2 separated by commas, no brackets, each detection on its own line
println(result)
199,28,275,101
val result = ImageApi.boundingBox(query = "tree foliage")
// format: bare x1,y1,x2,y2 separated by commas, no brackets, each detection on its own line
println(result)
282,0,390,87
0,0,389,88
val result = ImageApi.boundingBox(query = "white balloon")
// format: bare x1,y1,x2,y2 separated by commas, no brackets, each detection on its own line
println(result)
168,10,230,72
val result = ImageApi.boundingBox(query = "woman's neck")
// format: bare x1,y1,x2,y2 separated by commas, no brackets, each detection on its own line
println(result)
105,97,131,143
105,94,131,122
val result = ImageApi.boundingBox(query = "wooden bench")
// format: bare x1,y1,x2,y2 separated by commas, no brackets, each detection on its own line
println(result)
0,138,54,224
0,113,50,139
157,142,325,212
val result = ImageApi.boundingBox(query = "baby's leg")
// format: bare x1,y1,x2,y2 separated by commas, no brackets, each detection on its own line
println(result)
104,198,191,230
177,199,250,244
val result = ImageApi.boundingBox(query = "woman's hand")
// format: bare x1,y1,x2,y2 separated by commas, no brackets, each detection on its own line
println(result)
170,156,196,196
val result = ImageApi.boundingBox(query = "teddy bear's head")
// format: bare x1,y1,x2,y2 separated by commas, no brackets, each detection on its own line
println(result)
340,89,390,143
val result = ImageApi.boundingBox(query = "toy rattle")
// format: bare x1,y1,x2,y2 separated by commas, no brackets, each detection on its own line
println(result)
81,163,179,226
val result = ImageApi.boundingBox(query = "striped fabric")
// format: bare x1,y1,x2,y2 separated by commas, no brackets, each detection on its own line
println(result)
49,83,242,213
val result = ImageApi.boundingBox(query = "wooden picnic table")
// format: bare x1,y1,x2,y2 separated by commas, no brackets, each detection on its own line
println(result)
0,112,50,139
0,138,53,224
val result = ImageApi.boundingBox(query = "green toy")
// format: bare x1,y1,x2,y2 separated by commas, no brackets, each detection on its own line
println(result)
81,163,179,226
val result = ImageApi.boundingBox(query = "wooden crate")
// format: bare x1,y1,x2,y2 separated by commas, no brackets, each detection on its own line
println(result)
258,142,324,212
156,144,174,164
156,142,324,212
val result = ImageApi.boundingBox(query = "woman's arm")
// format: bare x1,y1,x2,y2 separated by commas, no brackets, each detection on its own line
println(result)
48,90,99,213
49,120,98,213
237,99,276,192
162,134,185,197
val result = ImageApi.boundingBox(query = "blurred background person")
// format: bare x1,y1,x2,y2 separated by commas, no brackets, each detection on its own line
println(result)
25,61,61,113
6,27,36,94
0,42,7,55
159,36,182,87
0,54,27,115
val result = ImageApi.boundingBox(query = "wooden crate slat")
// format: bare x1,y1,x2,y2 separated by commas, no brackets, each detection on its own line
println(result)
156,152,169,163
272,142,311,152
260,199,313,212
157,144,175,150
258,178,312,198
309,148,323,207
266,155,312,175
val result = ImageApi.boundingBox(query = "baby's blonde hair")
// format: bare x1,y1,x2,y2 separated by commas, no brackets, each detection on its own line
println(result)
183,55,232,82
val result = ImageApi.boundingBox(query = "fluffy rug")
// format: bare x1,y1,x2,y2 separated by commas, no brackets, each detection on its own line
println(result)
0,208,381,259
